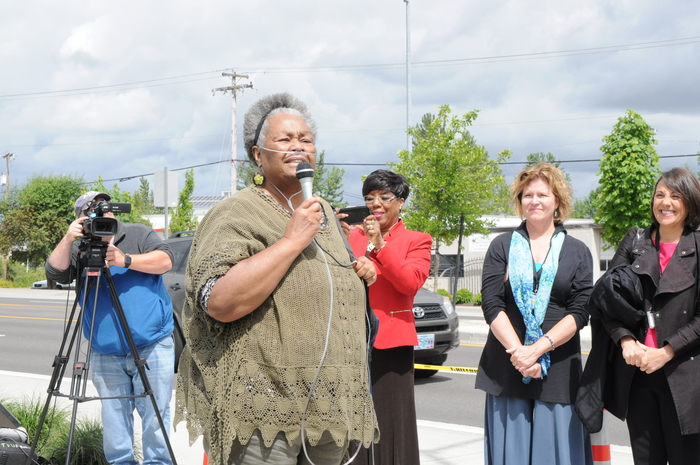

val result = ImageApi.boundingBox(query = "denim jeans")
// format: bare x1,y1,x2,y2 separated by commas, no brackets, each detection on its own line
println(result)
91,336,175,465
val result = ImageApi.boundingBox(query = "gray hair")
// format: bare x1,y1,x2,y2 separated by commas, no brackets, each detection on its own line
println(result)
243,92,318,163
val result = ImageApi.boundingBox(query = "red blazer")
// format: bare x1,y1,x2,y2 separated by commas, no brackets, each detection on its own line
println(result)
348,220,432,349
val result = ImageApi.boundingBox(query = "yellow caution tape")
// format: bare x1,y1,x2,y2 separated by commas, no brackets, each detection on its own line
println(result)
414,363,478,374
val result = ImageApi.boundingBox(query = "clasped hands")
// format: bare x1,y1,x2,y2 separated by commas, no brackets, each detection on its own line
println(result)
507,344,543,379
620,336,674,374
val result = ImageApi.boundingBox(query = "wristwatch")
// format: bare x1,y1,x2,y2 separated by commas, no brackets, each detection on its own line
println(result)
367,242,382,253
124,254,132,268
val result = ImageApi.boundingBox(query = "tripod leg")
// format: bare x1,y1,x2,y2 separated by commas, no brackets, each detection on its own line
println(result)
25,272,95,465
131,341,175,463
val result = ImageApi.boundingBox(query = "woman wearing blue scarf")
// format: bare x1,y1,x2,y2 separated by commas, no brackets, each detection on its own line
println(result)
476,163,594,465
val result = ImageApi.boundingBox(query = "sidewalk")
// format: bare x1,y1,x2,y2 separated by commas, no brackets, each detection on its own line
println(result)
0,368,634,465
1,289,632,464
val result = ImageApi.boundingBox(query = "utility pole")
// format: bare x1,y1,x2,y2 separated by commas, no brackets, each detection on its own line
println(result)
2,152,15,280
2,152,15,200
213,71,253,195
404,0,412,151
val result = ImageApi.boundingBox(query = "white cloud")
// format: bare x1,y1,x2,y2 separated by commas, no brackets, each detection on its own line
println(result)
0,0,698,204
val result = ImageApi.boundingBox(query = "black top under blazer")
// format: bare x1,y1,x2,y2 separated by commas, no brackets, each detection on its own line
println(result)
475,222,594,404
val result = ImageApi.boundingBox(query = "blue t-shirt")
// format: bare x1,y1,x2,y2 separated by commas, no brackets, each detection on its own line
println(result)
79,265,173,354
46,221,174,355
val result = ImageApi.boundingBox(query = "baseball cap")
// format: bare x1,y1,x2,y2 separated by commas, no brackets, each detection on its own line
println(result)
74,191,111,217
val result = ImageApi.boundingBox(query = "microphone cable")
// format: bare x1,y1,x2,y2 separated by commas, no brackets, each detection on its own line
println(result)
299,238,376,465
272,185,376,463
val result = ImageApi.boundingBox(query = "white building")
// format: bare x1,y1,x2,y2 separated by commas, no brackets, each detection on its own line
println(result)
144,194,229,236
434,215,615,293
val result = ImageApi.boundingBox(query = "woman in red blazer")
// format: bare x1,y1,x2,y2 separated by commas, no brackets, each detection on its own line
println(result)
340,170,432,465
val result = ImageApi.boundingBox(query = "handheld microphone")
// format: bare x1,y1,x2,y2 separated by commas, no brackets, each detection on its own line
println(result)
296,162,328,228
296,162,315,200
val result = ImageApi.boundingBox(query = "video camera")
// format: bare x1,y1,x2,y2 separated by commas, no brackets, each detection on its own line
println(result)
83,200,132,238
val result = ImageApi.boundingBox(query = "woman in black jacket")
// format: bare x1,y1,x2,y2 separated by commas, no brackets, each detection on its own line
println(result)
476,163,593,465
603,167,700,465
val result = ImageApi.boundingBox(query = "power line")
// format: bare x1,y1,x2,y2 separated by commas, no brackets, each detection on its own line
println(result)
240,36,700,74
97,159,233,184
2,36,699,101
108,151,697,179
86,151,700,200
0,71,224,100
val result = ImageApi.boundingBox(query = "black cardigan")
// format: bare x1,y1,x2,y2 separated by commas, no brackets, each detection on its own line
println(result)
475,222,593,404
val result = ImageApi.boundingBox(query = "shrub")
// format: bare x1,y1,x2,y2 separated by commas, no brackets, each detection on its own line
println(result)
436,289,451,299
0,395,70,459
51,418,111,465
455,288,473,304
473,293,482,306
0,260,46,288
1,397,114,464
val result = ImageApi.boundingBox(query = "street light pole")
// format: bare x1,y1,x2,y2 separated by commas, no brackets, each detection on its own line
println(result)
404,0,412,151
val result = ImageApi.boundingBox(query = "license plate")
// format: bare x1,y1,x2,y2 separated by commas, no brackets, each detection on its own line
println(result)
415,334,435,350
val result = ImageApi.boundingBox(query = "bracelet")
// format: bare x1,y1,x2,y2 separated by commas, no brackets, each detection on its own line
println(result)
543,334,555,352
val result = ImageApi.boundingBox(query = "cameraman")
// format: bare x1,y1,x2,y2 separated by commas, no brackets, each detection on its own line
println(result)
45,191,175,465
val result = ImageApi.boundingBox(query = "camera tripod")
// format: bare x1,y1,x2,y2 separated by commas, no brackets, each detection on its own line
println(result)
26,239,178,465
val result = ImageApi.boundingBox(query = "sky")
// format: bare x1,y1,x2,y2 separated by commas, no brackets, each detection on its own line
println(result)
1,0,699,209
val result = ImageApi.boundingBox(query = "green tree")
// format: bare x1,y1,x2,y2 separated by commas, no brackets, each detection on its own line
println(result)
169,169,199,234
572,187,600,219
594,109,660,248
526,152,572,184
132,177,162,215
394,105,510,281
412,113,453,147
236,151,346,206
236,160,256,191
87,178,152,226
0,174,84,269
312,151,346,207
484,150,513,214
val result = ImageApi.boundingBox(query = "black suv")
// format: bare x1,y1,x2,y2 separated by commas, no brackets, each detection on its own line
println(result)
163,233,460,377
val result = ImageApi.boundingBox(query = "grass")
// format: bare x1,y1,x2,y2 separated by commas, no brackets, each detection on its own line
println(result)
50,418,111,465
0,396,111,465
0,260,45,288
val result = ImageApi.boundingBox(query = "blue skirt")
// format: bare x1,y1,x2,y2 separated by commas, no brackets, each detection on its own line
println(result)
484,394,592,465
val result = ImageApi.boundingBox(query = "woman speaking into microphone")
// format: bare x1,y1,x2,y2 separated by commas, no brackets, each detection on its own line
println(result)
175,93,378,465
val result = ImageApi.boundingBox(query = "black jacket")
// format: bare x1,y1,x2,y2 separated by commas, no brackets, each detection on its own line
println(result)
475,223,593,404
575,263,644,432
580,226,700,435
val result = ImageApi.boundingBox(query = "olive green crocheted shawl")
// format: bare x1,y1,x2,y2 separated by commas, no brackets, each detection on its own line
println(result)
174,186,377,464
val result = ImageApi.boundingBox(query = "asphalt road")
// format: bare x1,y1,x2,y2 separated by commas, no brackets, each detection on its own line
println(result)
0,292,631,448
0,294,77,376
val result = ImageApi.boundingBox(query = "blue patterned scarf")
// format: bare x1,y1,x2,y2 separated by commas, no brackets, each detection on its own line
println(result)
508,229,565,383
